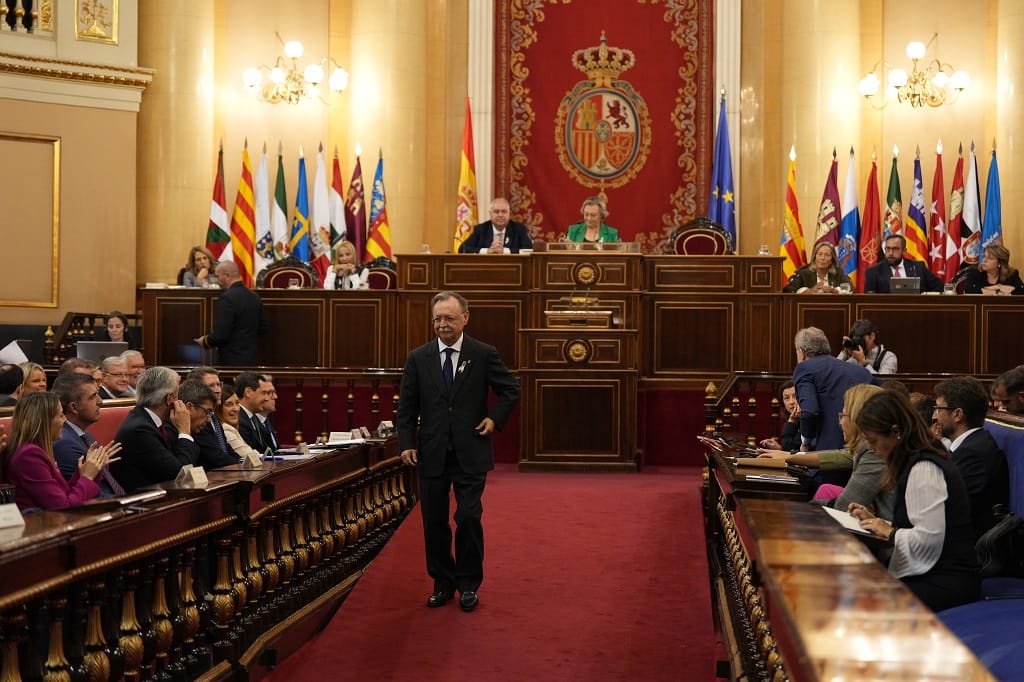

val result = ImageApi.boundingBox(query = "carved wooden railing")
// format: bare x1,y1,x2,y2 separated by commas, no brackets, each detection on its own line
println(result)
0,438,414,681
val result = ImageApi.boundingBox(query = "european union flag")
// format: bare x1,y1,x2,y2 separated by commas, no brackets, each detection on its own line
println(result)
708,95,736,247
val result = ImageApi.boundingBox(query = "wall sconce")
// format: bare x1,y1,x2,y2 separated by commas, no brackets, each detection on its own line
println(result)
242,32,348,105
859,33,969,109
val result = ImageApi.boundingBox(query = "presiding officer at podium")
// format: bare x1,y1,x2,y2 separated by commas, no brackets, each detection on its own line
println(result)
458,197,533,254
398,291,520,613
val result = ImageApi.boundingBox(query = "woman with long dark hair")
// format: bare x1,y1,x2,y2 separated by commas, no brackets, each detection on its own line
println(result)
849,390,979,611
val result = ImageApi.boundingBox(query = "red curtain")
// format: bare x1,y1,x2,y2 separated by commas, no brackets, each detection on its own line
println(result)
495,0,715,252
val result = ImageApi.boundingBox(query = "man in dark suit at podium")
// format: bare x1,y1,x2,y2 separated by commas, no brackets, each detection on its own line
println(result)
864,234,944,293
398,291,520,612
194,261,269,365
457,197,533,254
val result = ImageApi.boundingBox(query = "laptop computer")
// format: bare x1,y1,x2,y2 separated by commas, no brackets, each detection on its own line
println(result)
76,341,129,362
890,276,921,294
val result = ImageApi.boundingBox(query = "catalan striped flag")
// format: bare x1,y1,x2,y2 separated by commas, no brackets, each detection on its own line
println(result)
454,97,478,253
857,157,882,292
228,142,256,286
779,147,807,285
365,150,393,261
289,147,311,262
904,149,929,263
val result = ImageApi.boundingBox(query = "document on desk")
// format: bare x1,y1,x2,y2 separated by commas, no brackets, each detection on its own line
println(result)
742,473,801,485
822,506,874,536
268,453,317,461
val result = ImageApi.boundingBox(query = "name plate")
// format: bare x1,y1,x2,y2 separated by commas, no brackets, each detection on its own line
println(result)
240,450,263,469
175,464,209,486
0,503,25,529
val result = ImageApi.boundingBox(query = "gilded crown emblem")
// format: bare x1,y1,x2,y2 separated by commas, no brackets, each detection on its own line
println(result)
571,32,636,87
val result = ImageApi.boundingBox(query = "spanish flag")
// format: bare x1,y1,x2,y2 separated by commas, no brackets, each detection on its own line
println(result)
454,97,478,252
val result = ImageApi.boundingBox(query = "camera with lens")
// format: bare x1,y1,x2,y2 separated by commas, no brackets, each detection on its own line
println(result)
843,335,865,352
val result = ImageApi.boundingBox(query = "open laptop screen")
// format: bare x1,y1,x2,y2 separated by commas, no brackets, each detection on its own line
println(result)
890,277,921,293
76,341,129,362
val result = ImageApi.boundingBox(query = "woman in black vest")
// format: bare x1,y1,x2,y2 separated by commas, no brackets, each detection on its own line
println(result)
849,390,980,611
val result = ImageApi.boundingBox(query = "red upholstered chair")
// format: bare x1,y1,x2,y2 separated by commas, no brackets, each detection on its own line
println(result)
255,257,319,289
668,217,735,255
366,268,398,290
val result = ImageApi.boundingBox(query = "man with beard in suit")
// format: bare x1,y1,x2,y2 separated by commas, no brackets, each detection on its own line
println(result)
864,234,944,293
398,291,520,612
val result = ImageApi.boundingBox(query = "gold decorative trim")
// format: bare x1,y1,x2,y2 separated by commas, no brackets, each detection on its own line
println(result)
0,132,60,308
75,0,118,45
564,339,592,364
0,51,153,89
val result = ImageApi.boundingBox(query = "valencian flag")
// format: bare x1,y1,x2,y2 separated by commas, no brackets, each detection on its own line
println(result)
330,146,347,248
982,143,1002,249
253,143,274,277
206,142,231,260
883,150,903,241
289,147,311,262
837,148,860,286
962,141,982,265
779,147,807,286
708,93,737,246
310,143,332,283
228,141,256,287
271,143,290,260
365,149,393,261
928,142,949,280
814,148,841,248
345,150,367,262
454,97,478,252
946,143,965,279
905,149,929,264
857,156,882,292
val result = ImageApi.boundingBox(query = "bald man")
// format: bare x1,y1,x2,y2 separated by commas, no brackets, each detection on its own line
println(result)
194,261,269,366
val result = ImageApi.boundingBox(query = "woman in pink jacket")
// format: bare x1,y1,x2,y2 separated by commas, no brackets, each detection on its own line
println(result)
2,392,119,511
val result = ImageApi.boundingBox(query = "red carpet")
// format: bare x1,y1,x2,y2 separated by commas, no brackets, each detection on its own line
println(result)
264,464,715,681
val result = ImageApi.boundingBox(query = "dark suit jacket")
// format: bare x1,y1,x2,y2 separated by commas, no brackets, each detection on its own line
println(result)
237,407,267,452
194,415,240,470
397,335,520,476
962,267,1024,295
793,355,877,451
951,428,1010,537
863,258,944,293
206,281,269,365
98,385,122,400
53,422,120,497
109,405,199,492
457,221,533,254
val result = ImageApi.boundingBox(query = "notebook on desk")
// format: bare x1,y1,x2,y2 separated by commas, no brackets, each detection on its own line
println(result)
890,276,921,293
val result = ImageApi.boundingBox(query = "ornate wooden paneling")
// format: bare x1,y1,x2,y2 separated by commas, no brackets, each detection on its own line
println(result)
261,296,326,366
440,255,530,289
982,305,1022,374
327,294,395,368
645,299,734,376
143,293,211,366
533,254,642,290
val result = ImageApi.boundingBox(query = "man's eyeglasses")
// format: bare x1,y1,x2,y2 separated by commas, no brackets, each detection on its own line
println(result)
432,315,463,325
933,405,957,411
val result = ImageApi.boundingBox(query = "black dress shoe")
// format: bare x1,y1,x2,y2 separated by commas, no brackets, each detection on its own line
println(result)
459,590,479,612
426,589,454,608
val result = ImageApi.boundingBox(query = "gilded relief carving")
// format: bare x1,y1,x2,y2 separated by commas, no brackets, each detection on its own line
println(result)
39,0,54,32
76,0,118,45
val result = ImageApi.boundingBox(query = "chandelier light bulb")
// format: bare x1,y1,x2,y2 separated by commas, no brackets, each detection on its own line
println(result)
906,41,926,60
242,68,262,89
887,68,908,89
859,73,880,97
329,67,349,92
304,64,325,85
284,40,304,59
932,71,949,88
269,67,286,84
950,70,970,91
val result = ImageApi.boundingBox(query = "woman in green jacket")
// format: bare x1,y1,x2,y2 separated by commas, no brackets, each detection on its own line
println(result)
566,196,620,243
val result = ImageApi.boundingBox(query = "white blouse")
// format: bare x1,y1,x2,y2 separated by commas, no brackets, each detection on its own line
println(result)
888,460,948,578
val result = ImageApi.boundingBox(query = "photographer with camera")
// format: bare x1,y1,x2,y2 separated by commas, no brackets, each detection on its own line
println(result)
837,319,897,375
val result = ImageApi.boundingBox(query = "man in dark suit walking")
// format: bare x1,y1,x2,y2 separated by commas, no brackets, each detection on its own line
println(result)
864,234,944,293
457,197,533,254
194,261,269,365
110,366,202,492
398,291,520,612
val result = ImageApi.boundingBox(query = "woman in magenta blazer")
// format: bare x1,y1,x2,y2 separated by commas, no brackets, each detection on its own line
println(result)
2,392,119,511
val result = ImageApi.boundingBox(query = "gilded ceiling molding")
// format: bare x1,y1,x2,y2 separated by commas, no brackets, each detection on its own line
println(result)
0,50,152,89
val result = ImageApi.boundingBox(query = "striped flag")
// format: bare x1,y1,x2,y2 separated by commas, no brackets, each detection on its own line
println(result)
962,141,982,265
454,97,478,252
206,143,231,261
270,144,290,260
310,144,332,283
253,143,273,276
837,148,860,286
708,94,737,246
928,143,948,280
884,152,903,241
982,145,1002,249
365,149,393,261
345,153,367,262
289,148,311,262
946,144,965,279
857,157,882,292
905,150,929,263
814,149,841,248
228,143,256,286
329,147,347,248
779,147,807,285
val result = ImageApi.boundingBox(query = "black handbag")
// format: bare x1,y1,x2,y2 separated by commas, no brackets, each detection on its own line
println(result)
976,504,1024,578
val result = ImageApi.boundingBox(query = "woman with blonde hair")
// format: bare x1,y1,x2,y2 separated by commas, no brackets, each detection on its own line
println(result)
183,245,218,288
2,392,120,510
566,196,620,243
18,362,47,395
322,239,369,290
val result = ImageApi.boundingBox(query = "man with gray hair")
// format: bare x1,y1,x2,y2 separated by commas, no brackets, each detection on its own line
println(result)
120,350,146,396
793,326,877,461
110,366,198,492
98,356,131,399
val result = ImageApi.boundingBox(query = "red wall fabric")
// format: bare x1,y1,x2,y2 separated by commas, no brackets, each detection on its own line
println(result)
495,0,714,252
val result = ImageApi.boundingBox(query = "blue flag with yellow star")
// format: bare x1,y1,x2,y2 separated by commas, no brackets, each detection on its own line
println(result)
708,95,736,246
